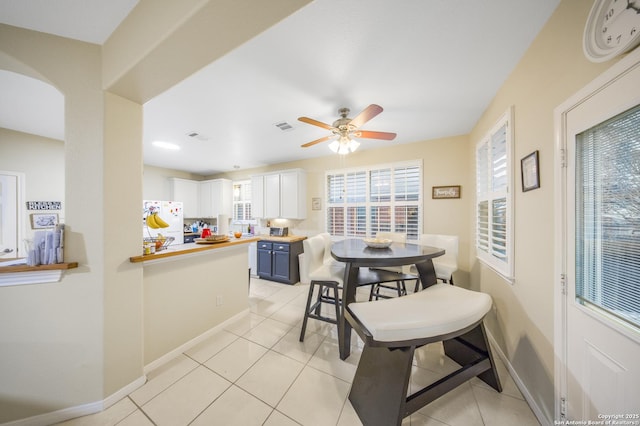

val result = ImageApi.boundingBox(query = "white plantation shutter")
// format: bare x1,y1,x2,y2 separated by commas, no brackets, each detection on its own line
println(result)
326,161,422,240
346,172,366,203
476,108,513,279
393,205,420,240
327,174,345,234
477,201,489,253
346,206,367,237
394,166,420,202
370,169,391,202
370,206,392,234
575,104,640,329
233,181,253,222
393,166,420,239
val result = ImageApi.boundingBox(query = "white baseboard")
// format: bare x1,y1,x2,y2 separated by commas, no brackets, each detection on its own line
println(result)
144,308,251,374
2,376,146,426
485,330,551,426
104,375,147,408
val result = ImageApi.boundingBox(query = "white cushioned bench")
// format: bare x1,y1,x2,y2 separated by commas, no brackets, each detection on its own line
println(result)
348,283,492,342
345,284,502,426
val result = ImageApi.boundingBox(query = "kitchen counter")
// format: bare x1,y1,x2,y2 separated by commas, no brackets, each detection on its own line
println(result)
129,233,307,365
129,236,260,263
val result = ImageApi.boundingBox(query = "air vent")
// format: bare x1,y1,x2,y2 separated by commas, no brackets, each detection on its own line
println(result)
186,132,209,141
275,122,294,132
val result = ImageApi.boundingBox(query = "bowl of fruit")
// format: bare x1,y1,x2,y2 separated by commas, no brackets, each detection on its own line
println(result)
144,234,174,251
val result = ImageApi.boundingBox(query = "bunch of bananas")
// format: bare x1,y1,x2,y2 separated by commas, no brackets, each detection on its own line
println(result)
146,212,170,229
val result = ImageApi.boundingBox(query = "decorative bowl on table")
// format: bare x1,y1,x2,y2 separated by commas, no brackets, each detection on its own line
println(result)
363,238,393,249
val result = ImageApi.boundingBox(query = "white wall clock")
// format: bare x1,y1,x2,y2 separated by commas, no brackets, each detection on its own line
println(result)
584,0,640,62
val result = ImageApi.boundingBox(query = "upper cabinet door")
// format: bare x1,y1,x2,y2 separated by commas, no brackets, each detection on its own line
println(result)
199,179,232,218
169,178,199,218
280,170,306,220
264,174,281,219
251,175,265,218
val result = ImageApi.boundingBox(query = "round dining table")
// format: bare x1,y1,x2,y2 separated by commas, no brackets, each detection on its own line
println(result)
330,238,445,360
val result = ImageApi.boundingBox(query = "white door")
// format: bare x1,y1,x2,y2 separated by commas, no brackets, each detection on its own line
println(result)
0,173,19,258
558,54,640,420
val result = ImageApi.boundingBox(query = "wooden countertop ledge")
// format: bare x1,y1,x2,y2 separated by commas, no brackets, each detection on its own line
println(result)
0,262,78,273
130,236,261,263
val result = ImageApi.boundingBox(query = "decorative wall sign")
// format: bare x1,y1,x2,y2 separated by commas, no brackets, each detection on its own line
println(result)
521,150,540,192
432,185,461,199
312,197,322,210
26,201,62,210
30,213,59,229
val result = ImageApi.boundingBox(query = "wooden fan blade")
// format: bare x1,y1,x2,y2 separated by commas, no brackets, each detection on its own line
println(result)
298,116,334,130
353,130,397,140
349,104,383,128
301,135,334,148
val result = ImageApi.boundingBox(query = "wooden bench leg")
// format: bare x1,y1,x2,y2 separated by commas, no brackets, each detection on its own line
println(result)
348,322,502,425
349,345,415,426
442,322,502,392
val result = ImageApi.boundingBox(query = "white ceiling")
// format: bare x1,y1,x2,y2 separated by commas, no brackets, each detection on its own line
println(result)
0,0,561,175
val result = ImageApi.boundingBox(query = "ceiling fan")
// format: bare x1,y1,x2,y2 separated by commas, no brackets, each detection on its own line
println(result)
298,104,397,154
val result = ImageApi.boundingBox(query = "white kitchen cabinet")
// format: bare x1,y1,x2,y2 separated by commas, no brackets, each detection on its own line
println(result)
279,169,306,219
264,173,281,218
250,169,306,219
199,179,232,218
251,175,265,218
169,178,199,218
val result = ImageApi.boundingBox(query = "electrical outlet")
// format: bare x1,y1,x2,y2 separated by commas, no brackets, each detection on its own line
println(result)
216,295,223,306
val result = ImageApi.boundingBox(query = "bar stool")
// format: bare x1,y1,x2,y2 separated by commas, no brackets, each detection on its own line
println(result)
299,234,345,342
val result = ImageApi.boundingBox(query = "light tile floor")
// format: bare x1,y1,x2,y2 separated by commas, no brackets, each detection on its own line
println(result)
57,278,540,426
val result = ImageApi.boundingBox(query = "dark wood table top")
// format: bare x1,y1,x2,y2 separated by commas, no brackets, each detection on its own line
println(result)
331,238,444,268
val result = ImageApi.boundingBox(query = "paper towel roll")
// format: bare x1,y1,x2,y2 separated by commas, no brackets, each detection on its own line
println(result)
217,214,229,235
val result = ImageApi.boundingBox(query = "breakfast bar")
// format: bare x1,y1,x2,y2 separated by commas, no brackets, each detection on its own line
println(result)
130,236,260,366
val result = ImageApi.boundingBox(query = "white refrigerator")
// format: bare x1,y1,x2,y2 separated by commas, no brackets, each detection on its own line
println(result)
143,200,184,244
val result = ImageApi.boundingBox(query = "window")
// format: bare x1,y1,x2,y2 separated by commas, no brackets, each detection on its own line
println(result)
575,104,640,330
232,180,253,222
475,107,514,279
326,161,421,240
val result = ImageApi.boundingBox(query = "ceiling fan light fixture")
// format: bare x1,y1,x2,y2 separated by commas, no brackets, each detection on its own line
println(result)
299,104,393,154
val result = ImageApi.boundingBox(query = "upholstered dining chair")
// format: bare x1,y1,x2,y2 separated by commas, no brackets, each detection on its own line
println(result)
299,233,345,341
408,234,459,291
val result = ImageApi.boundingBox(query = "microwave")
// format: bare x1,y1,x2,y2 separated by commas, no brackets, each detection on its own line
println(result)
270,227,288,237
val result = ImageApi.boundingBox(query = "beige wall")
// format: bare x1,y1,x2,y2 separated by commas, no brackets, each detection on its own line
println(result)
0,128,65,242
143,165,205,201
0,25,110,422
468,0,619,421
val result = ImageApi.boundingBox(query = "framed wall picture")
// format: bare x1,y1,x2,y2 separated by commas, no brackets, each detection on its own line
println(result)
30,213,59,229
521,150,540,192
432,185,461,199
312,197,322,211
